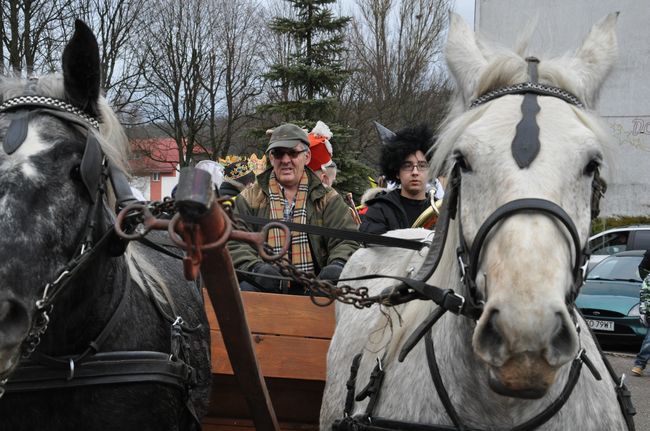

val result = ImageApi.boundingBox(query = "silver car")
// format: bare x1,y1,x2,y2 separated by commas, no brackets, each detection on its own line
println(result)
587,225,650,270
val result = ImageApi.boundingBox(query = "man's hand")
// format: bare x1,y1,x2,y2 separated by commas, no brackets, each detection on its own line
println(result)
251,262,283,293
318,259,346,282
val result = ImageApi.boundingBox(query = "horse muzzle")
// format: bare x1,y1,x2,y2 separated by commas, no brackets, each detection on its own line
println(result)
473,305,578,399
0,293,30,370
487,352,557,399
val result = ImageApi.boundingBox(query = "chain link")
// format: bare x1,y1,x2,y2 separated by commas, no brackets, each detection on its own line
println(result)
126,197,411,309
21,306,52,358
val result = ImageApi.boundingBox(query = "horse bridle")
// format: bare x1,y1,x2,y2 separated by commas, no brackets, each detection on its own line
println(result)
394,58,595,323
334,59,635,431
0,96,138,388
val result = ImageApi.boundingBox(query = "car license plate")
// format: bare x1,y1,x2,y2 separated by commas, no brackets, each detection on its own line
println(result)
586,319,614,332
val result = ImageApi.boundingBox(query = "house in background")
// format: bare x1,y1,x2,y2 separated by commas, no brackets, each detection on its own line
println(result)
129,138,212,201
129,138,179,200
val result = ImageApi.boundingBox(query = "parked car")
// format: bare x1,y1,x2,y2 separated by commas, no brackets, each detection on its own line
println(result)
577,250,648,346
587,225,650,270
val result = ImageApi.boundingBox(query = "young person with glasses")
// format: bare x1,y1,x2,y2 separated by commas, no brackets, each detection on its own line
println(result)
360,125,436,235
228,123,359,294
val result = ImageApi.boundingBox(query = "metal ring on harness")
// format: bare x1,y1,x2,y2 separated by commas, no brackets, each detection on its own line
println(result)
114,202,158,240
167,211,233,251
259,222,291,261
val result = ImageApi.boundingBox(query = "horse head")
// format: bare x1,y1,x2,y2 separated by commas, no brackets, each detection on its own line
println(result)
435,13,618,399
0,20,129,381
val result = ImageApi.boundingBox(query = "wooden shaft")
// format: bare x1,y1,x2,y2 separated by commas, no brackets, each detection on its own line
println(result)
193,203,280,431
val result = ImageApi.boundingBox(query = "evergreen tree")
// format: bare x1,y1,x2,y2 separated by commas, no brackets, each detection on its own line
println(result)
259,0,351,124
258,1,377,202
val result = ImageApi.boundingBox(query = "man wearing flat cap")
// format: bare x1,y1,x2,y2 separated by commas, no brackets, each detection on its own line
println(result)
228,123,359,294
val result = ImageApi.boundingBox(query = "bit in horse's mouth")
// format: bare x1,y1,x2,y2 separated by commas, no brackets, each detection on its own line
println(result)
486,353,557,399
488,368,548,399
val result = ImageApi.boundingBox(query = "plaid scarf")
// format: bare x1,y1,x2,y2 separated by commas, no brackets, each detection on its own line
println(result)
268,171,314,274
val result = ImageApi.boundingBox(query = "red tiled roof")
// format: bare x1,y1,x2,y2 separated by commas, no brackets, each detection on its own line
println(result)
129,138,211,175
130,138,178,174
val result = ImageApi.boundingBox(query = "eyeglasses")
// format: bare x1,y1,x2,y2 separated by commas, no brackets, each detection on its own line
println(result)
400,161,429,172
270,148,307,159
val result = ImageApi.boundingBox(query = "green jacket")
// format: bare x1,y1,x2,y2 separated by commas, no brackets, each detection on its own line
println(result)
228,168,359,272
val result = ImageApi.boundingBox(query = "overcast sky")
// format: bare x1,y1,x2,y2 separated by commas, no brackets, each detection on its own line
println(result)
335,0,475,27
454,0,475,26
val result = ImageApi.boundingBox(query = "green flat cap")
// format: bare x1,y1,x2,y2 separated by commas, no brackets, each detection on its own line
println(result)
267,123,310,151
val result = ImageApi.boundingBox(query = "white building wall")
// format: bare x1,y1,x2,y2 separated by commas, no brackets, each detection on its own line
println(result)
161,171,179,199
475,0,650,216
129,176,151,200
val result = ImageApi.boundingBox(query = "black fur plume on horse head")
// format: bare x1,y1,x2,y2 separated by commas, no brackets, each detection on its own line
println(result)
379,124,435,183
62,20,100,118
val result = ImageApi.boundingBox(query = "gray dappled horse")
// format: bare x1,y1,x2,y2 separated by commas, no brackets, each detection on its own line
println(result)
321,13,634,430
0,21,211,431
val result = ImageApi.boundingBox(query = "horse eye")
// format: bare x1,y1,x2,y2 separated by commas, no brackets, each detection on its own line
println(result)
454,151,472,172
70,165,82,181
584,159,600,176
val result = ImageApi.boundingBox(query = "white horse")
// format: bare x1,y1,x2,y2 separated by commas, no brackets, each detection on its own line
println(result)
321,13,634,430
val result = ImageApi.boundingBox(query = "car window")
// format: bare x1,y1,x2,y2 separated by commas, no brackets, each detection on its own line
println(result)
630,230,650,250
589,231,629,255
587,256,642,281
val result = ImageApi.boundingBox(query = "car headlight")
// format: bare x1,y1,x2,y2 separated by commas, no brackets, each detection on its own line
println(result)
628,303,640,317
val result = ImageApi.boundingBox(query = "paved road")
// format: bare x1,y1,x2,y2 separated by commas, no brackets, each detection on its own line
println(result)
605,350,649,430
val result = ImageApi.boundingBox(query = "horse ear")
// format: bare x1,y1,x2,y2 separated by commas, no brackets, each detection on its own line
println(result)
445,12,488,104
62,20,101,118
572,12,618,108
373,121,396,145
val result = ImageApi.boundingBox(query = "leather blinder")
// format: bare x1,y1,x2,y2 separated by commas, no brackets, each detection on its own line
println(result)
3,111,30,155
80,133,102,203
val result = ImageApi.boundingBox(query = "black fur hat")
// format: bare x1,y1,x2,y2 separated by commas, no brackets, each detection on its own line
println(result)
379,124,434,183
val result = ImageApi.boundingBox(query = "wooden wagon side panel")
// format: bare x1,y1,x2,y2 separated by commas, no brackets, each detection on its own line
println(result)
202,291,335,430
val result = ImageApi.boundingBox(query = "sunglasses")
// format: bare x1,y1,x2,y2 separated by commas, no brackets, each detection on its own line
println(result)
270,148,308,159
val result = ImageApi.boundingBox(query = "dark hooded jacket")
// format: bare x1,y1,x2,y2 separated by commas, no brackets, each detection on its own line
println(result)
219,178,245,198
360,189,431,235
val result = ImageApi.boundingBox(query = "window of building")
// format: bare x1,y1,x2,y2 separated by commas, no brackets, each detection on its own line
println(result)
152,172,160,182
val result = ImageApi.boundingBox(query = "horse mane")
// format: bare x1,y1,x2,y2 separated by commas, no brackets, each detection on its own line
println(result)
124,247,170,305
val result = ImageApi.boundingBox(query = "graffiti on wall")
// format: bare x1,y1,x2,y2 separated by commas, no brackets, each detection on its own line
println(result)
607,117,650,151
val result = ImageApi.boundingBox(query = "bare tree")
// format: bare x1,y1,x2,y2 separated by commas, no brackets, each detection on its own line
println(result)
339,0,452,157
1,0,76,75
136,0,212,167
201,0,267,158
75,0,148,119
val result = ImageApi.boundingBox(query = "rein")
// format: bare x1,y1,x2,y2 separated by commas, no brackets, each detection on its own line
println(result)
239,214,425,250
333,59,635,430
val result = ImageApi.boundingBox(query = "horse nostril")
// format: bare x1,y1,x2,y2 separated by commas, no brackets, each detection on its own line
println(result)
546,312,578,366
474,308,507,365
0,298,30,345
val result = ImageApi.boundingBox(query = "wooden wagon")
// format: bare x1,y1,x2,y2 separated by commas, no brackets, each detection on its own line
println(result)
201,291,335,431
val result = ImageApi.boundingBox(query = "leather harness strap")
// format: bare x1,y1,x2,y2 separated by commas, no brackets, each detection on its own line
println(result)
335,326,595,431
4,351,192,392
239,214,425,251
0,97,199,424
332,65,635,429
